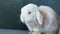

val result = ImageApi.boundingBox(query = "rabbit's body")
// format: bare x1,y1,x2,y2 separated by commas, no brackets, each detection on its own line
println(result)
39,6,59,34
20,3,60,34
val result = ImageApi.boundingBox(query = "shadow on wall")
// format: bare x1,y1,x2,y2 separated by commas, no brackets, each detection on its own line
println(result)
0,0,60,30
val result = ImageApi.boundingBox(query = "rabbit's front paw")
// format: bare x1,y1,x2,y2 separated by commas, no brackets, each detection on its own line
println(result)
29,32,33,34
28,32,39,34
45,32,52,34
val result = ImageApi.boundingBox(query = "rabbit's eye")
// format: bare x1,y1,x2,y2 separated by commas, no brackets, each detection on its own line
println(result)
28,12,31,14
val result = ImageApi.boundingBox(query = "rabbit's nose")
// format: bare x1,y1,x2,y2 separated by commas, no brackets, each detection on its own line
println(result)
22,17,25,22
20,15,25,23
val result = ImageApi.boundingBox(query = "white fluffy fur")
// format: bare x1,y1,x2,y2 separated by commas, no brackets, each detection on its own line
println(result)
20,3,43,34
20,3,59,34
39,6,58,34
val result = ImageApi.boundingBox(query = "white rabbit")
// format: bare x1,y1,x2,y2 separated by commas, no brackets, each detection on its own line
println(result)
39,5,60,34
20,3,43,34
20,3,60,34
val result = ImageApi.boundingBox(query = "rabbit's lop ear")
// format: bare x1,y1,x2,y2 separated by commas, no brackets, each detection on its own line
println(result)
36,8,43,25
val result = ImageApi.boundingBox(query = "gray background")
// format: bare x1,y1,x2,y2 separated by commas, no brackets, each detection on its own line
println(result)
0,0,60,31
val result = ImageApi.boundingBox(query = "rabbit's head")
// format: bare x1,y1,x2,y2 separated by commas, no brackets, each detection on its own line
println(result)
20,3,43,24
